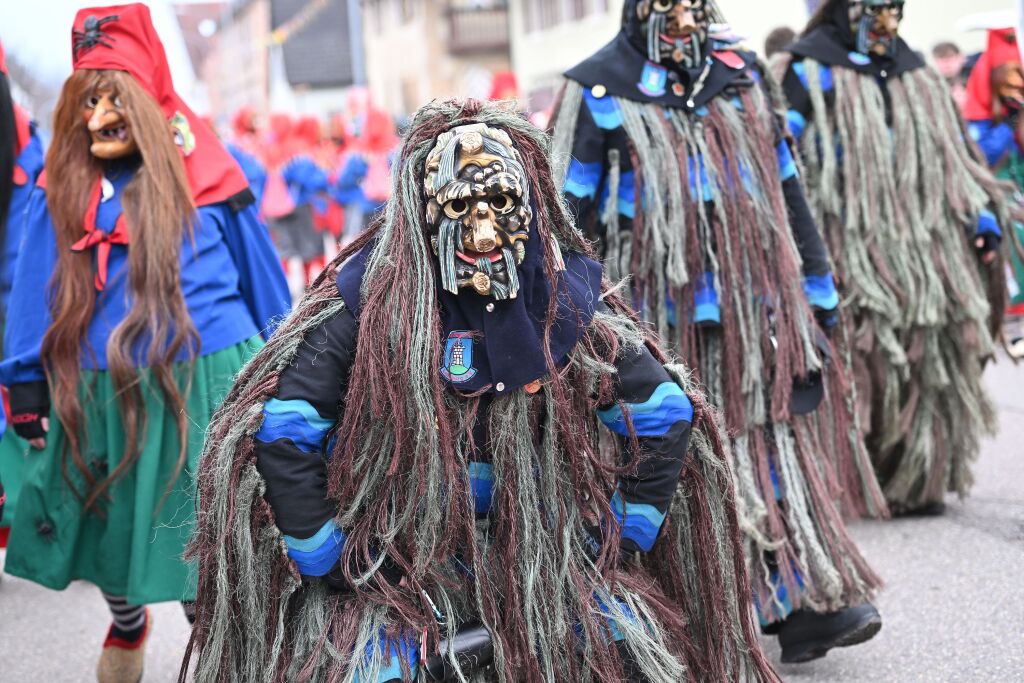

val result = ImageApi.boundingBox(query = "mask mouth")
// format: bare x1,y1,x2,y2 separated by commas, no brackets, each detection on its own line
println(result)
94,122,130,142
457,248,503,264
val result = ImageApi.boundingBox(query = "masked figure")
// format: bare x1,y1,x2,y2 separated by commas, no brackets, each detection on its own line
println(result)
0,38,46,542
551,0,885,663
186,99,778,682
0,5,290,681
774,1,1019,514
963,28,1024,359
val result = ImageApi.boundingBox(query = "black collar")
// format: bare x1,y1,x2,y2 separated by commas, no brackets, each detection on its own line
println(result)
788,24,925,79
565,32,757,110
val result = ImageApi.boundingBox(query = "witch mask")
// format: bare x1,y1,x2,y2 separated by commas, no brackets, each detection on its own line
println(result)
850,1,904,57
83,81,137,160
636,0,711,68
424,123,532,300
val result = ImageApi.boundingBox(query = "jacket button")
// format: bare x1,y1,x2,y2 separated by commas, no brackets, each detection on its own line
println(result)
496,382,505,392
37,521,54,537
486,303,495,313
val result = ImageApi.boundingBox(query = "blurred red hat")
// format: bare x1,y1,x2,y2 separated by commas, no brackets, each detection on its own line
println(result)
232,106,257,138
0,37,31,157
964,28,1021,120
70,4,248,206
489,71,519,101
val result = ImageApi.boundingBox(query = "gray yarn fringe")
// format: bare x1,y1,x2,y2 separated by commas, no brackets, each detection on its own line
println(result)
772,56,1010,508
185,285,777,681
551,78,881,620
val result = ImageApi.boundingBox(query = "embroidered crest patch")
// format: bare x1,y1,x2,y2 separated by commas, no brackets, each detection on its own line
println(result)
637,61,668,97
170,111,196,156
441,331,478,383
847,51,872,66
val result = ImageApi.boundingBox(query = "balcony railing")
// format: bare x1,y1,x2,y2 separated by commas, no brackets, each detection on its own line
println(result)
447,5,510,56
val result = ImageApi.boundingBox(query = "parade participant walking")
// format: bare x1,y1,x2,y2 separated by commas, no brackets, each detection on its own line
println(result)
962,27,1024,358
0,5,290,681
551,0,884,663
774,0,1018,514
185,99,779,682
0,37,45,545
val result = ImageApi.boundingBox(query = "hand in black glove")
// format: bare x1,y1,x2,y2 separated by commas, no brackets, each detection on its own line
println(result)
813,306,839,335
9,380,50,449
975,233,1002,265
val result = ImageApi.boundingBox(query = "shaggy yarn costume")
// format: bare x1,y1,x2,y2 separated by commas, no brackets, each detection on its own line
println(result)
551,0,882,628
774,0,1019,510
185,100,779,682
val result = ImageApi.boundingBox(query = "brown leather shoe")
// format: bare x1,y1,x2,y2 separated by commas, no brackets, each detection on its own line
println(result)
96,609,150,683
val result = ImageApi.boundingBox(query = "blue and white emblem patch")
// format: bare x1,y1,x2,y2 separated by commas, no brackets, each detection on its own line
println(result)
441,331,478,383
637,61,668,97
847,51,871,66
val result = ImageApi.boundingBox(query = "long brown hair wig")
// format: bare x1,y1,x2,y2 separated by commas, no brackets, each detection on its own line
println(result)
42,68,198,512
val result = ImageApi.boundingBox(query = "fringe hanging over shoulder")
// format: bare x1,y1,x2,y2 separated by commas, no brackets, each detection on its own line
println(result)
184,99,780,683
551,79,883,624
773,56,1014,509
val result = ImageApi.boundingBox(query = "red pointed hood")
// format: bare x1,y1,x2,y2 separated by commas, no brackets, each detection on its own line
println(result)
70,3,249,206
964,28,1022,121
0,38,31,158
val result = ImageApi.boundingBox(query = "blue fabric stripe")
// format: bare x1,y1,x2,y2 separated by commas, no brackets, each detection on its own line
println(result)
353,630,419,683
468,461,495,515
255,398,333,453
793,62,833,93
803,273,840,311
610,491,666,552
687,155,715,200
693,272,721,324
777,140,798,180
564,159,603,199
598,382,694,437
599,170,638,219
977,209,1002,237
584,90,625,130
787,109,807,140
284,520,347,577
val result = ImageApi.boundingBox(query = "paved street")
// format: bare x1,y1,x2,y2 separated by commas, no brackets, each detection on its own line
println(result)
1,360,1022,682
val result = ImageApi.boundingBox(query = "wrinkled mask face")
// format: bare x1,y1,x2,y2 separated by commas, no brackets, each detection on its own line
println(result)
83,82,138,159
424,124,532,300
849,1,904,57
994,62,1024,114
636,0,711,68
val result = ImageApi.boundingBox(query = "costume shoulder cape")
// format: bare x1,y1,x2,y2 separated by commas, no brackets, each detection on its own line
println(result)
564,32,758,110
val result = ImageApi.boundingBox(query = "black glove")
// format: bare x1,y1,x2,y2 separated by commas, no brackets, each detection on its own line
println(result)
813,305,839,334
322,548,405,592
975,231,1002,258
9,381,50,441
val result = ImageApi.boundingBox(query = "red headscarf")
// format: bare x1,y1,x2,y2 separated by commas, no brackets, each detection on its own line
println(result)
0,38,32,158
964,28,1022,121
70,4,248,207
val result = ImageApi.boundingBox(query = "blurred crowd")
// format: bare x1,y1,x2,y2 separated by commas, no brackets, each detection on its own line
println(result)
217,89,399,299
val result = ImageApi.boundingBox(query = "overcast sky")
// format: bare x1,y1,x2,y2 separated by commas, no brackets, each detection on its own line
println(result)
1,0,204,87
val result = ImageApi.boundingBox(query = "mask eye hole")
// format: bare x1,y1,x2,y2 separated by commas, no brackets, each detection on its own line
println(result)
113,96,123,108
490,194,513,213
652,0,674,12
445,199,469,219
86,94,101,108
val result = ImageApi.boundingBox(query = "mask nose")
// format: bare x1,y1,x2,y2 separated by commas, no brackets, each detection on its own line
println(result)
880,9,899,33
470,201,497,252
88,106,111,132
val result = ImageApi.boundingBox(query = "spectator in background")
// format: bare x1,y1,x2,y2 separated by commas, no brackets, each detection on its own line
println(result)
765,26,797,58
933,41,969,109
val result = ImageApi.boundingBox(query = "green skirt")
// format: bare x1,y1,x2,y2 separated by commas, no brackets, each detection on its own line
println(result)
0,430,32,530
3,337,262,605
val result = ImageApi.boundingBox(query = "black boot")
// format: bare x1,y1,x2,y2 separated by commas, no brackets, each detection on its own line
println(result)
777,604,882,664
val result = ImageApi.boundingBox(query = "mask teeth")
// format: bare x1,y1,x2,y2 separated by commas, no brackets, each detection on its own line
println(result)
690,32,702,68
648,13,666,62
503,247,520,299
440,218,459,294
857,15,872,54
